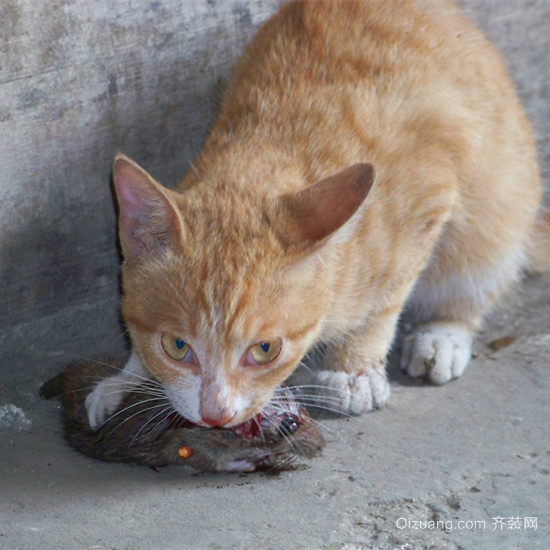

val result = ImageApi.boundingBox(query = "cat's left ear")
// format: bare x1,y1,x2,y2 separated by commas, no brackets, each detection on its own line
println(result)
275,163,375,250
112,153,184,262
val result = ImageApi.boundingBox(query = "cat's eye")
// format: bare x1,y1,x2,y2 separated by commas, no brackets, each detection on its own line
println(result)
245,339,282,366
161,334,192,362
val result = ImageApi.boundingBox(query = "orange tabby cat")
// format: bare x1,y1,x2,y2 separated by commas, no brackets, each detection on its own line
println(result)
87,0,547,430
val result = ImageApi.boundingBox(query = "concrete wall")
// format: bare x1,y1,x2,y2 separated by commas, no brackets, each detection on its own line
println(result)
0,0,283,396
1,1,548,400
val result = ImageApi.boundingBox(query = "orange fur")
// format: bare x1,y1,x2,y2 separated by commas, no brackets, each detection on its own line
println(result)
91,0,545,428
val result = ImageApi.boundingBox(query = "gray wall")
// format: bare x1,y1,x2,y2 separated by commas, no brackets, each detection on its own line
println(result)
0,0,283,399
1,1,548,401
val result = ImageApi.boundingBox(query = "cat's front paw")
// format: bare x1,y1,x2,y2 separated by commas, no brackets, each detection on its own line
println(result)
400,322,473,384
313,368,390,415
85,378,124,429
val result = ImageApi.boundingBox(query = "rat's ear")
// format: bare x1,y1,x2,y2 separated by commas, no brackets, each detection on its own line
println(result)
275,163,375,250
112,153,184,262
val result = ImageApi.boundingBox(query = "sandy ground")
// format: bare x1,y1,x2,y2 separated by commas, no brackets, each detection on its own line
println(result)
1,273,548,550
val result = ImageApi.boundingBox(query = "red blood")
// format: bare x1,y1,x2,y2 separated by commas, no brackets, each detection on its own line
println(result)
231,414,262,439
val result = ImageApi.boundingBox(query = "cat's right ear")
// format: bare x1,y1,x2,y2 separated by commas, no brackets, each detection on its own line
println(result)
275,163,375,252
112,153,184,262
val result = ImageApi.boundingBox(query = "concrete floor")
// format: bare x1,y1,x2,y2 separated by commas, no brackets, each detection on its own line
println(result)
1,272,548,550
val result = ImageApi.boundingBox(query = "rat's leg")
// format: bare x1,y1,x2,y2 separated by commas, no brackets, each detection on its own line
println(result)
85,348,148,429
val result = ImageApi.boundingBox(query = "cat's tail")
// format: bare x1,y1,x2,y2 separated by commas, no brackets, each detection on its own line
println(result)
527,208,550,273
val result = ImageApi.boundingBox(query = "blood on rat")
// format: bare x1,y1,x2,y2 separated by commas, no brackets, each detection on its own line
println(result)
178,446,193,458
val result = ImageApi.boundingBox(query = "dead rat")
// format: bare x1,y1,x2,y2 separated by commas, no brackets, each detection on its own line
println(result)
40,361,325,473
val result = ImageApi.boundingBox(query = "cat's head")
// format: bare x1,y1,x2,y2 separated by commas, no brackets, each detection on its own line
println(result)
112,154,374,428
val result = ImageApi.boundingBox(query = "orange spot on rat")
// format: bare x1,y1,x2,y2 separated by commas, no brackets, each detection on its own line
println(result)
178,446,193,459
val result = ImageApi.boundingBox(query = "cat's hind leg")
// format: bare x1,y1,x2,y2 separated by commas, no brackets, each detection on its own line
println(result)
400,247,526,384
400,321,474,385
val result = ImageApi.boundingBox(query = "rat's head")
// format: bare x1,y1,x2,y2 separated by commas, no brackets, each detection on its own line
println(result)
113,154,374,428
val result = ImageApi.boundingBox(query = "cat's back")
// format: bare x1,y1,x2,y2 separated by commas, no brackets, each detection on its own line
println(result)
229,0,504,104
207,0,537,192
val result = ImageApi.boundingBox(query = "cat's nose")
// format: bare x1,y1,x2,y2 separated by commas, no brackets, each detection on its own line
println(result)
201,413,234,427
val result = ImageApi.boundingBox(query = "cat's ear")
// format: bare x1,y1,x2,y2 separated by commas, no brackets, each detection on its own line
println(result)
112,153,184,262
277,163,375,249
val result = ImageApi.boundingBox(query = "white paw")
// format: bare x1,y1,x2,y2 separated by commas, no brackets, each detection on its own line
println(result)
85,377,125,429
400,323,473,384
313,369,390,415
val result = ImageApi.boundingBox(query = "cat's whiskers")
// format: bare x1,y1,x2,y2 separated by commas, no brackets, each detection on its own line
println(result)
293,359,314,376
261,385,341,455
59,356,164,387
98,395,168,431
60,356,124,372
74,377,165,401
281,421,306,453
300,400,352,417
275,390,346,405
267,389,353,447
129,404,175,446
291,396,348,411
102,400,170,440
288,383,349,396
271,391,349,412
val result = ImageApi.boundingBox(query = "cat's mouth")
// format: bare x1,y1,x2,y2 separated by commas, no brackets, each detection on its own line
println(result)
173,387,301,440
170,411,299,440
230,386,301,439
